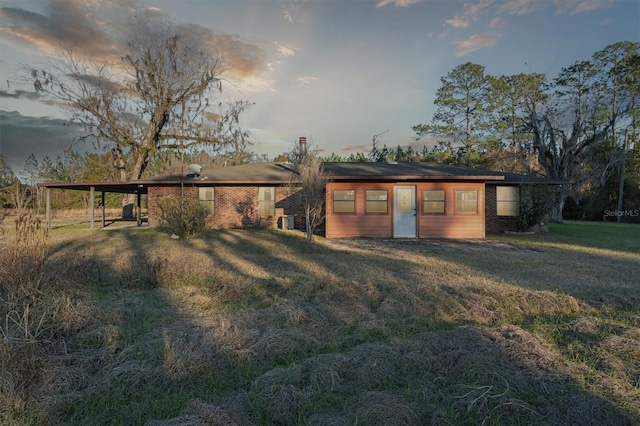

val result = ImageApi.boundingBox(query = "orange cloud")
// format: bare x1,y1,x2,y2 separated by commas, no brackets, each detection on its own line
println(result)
0,0,116,58
0,1,268,88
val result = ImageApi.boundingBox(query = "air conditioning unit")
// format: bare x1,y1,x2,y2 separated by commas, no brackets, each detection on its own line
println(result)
279,215,294,230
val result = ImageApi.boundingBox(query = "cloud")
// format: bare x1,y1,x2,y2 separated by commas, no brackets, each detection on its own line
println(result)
283,8,294,23
0,89,61,107
498,0,546,16
296,76,319,85
274,42,296,57
342,144,369,152
376,0,420,8
0,0,117,58
0,1,271,93
488,17,503,29
552,0,614,15
202,33,267,81
454,34,498,56
444,0,494,29
281,1,305,24
568,0,615,15
0,89,43,102
0,109,97,172
445,17,470,29
204,111,223,122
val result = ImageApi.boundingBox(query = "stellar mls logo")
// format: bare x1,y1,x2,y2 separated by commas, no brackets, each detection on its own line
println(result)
604,209,640,217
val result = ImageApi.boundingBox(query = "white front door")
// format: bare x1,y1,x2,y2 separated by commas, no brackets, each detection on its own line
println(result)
394,185,416,238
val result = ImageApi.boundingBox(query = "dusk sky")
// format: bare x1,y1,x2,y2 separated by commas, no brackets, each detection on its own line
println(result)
0,0,639,176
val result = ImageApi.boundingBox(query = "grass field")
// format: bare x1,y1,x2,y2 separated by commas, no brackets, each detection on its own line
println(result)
1,217,639,425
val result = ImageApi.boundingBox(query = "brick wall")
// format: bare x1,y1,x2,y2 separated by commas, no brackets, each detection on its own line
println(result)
147,186,193,227
148,185,304,230
485,185,519,233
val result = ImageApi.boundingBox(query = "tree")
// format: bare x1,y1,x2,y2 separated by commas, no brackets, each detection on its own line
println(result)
322,153,345,162
30,14,252,182
525,59,611,222
21,154,43,213
592,42,640,218
0,155,18,209
368,130,388,162
288,139,330,243
488,73,548,172
413,62,492,166
420,142,460,165
346,152,368,162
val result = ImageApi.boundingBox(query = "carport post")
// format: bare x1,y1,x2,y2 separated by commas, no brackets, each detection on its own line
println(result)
101,191,106,228
136,190,142,226
89,186,95,230
45,188,51,230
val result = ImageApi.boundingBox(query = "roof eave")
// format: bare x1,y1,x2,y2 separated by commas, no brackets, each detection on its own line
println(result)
330,175,505,181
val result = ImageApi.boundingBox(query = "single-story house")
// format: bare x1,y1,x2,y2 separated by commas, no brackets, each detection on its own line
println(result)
39,156,562,239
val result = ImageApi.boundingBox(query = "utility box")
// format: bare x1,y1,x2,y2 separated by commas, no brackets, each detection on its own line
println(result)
279,215,294,230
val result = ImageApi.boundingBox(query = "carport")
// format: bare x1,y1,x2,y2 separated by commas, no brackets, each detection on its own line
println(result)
38,181,149,230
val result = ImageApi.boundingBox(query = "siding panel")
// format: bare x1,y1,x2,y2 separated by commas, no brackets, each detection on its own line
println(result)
326,182,393,238
326,181,486,239
417,182,485,239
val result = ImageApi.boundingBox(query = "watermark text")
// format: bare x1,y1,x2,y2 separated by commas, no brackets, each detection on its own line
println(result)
604,209,640,217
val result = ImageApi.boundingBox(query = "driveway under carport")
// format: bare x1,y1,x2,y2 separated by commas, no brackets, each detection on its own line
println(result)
37,181,148,230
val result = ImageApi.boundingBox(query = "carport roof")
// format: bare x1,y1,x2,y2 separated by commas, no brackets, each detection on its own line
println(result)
38,161,564,192
37,181,148,194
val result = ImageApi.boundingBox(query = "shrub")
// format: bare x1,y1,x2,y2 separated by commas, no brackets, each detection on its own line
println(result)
516,184,555,232
158,196,207,237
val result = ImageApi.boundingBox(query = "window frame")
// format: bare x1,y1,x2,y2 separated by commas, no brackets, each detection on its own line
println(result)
496,186,520,217
365,189,388,214
333,189,356,214
258,186,275,217
198,187,215,216
455,190,478,214
422,189,446,214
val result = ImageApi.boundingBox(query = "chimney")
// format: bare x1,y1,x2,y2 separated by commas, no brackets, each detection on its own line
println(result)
299,137,307,150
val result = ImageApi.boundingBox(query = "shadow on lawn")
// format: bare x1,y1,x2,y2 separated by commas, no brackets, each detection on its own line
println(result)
37,228,639,425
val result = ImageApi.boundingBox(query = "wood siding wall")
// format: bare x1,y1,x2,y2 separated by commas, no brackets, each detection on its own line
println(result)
326,182,394,238
148,185,301,229
418,182,485,239
326,181,486,239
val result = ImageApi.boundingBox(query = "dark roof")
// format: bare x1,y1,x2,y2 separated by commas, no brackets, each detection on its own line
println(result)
145,162,297,184
323,162,507,181
38,162,563,192
322,162,564,184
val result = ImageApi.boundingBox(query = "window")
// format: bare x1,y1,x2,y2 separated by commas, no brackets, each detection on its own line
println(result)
366,190,388,213
198,187,214,215
258,187,275,216
333,190,355,213
497,186,519,216
456,190,478,214
423,190,445,214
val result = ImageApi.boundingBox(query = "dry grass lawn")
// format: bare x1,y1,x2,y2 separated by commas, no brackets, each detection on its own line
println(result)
1,216,639,425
